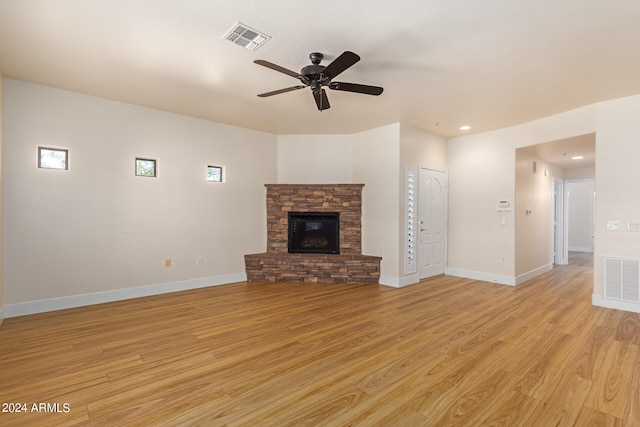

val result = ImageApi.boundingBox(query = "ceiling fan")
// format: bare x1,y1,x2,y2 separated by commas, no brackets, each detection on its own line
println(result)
254,51,383,111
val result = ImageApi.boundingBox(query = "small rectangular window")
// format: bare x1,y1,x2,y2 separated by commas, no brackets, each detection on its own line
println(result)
207,165,223,182
136,158,157,177
38,147,68,170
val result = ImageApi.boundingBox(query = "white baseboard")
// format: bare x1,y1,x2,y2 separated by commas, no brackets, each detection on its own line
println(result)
592,294,640,314
445,267,516,286
515,263,553,285
4,273,247,318
569,246,593,253
379,274,420,288
445,263,553,287
0,305,4,326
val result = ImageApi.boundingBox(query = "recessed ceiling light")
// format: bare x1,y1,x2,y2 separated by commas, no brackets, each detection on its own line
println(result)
459,125,471,131
222,22,270,51
572,156,584,160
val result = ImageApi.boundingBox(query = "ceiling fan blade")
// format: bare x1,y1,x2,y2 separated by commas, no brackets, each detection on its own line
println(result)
322,51,360,79
329,82,384,96
254,60,303,79
313,89,330,111
257,85,306,97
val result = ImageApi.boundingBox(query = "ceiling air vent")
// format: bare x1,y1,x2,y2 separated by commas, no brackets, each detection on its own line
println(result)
223,22,270,51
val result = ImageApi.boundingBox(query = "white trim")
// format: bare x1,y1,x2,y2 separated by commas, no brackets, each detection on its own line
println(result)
404,165,418,275
593,294,640,314
445,263,552,287
418,164,448,174
552,177,567,265
446,267,516,286
515,263,553,285
0,305,5,326
4,273,247,318
568,246,593,253
379,274,420,288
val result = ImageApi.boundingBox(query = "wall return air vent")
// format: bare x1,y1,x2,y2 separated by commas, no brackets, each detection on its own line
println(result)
604,256,640,303
223,22,270,51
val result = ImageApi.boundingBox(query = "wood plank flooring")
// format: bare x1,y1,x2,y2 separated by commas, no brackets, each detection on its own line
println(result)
1,252,640,426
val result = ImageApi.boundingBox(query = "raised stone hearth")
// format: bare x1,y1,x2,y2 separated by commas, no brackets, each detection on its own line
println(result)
244,184,381,284
244,253,381,284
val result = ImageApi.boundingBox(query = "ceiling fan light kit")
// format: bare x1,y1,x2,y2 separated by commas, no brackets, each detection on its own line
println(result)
254,51,383,111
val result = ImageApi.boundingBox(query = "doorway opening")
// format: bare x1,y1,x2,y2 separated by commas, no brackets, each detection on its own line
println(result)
517,133,595,272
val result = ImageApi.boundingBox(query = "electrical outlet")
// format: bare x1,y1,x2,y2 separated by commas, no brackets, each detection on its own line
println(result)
628,221,640,232
196,256,204,265
164,258,172,268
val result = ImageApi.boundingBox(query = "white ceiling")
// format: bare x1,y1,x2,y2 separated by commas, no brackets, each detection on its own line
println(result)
1,0,639,141
520,133,595,170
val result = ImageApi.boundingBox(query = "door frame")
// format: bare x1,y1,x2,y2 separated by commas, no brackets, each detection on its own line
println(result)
552,177,568,265
418,165,448,279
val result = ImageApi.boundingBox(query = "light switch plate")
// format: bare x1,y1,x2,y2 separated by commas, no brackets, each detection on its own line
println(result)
607,220,620,231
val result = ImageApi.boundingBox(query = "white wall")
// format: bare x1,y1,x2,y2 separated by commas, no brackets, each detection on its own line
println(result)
0,73,4,324
448,133,516,283
3,79,277,316
567,180,594,252
593,94,640,311
564,167,595,180
514,150,563,281
352,123,401,283
448,105,596,285
399,124,448,172
277,134,352,183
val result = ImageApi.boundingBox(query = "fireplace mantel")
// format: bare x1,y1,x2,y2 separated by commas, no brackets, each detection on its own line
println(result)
244,184,381,284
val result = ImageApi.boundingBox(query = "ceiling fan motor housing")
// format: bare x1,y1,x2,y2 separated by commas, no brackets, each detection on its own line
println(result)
301,64,326,79
302,52,329,86
254,50,383,111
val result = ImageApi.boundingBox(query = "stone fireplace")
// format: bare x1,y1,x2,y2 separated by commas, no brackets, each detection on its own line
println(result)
244,184,381,284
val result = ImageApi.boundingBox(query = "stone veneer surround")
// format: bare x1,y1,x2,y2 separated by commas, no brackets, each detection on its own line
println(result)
265,184,364,254
244,184,381,284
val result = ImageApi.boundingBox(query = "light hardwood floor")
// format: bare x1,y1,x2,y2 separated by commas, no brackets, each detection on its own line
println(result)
1,253,639,426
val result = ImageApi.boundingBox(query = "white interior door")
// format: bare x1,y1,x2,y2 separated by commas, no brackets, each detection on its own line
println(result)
419,167,447,279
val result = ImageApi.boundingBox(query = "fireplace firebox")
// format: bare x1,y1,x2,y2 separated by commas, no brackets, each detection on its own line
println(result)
288,212,340,254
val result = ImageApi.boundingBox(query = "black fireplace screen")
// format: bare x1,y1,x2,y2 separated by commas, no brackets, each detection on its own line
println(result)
288,212,340,254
